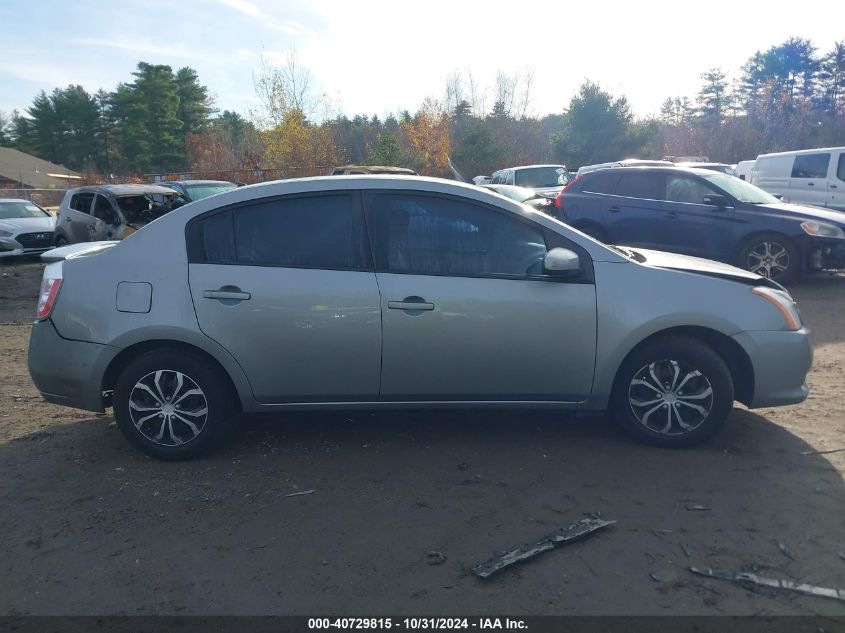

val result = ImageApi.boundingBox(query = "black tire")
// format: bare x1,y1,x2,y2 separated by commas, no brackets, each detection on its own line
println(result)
610,337,734,448
576,223,608,243
54,235,68,247
113,349,234,460
737,232,800,283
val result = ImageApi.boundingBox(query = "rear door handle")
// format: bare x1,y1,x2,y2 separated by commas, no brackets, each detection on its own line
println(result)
608,206,621,213
388,297,435,311
808,182,815,186
203,289,251,301
664,210,678,218
830,184,838,189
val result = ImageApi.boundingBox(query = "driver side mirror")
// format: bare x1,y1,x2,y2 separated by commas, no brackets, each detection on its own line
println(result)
702,193,729,208
543,247,580,275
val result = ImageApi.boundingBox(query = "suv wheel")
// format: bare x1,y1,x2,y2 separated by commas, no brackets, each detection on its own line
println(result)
113,349,233,460
738,233,799,283
610,337,734,447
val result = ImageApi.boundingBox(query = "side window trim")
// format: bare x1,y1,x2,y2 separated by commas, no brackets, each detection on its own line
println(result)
185,191,374,272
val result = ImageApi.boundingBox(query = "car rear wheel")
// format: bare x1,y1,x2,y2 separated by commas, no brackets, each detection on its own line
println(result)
113,349,233,460
610,337,734,448
738,233,799,283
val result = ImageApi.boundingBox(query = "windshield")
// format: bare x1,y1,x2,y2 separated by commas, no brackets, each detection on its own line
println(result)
0,201,51,219
702,172,780,204
514,167,570,188
185,183,236,200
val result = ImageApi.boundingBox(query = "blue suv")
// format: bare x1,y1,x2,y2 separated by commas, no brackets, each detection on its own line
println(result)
555,166,845,282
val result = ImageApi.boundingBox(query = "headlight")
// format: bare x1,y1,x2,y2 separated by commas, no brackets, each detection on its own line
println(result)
801,221,845,239
751,287,801,330
0,230,13,238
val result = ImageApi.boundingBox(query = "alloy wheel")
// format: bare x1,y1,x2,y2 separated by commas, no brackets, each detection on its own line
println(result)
746,240,789,278
627,359,714,435
128,369,208,446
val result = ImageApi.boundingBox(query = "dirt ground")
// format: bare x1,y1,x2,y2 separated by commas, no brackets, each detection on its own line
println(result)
1,259,844,616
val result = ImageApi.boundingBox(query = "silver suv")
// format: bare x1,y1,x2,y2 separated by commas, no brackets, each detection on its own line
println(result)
29,176,812,459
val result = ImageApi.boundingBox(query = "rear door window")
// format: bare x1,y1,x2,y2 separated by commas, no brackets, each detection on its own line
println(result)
189,193,369,271
582,172,621,194
791,153,831,178
615,173,662,200
70,192,94,213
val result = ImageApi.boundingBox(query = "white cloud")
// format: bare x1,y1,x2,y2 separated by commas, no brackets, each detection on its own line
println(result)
217,0,316,37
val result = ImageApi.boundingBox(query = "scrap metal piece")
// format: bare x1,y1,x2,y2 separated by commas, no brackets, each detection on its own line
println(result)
473,516,615,579
283,489,316,498
689,566,845,602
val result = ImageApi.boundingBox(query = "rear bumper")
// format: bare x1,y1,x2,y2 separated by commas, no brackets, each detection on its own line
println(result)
732,327,813,408
28,319,118,413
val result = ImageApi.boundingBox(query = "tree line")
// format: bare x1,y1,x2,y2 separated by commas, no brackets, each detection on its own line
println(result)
1,36,843,182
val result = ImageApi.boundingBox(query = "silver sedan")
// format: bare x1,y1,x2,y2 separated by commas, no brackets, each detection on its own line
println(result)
28,176,812,459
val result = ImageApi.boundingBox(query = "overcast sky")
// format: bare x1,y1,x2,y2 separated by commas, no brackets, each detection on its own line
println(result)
2,0,843,121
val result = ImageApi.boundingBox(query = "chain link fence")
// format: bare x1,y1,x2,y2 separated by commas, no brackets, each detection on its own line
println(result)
0,189,66,210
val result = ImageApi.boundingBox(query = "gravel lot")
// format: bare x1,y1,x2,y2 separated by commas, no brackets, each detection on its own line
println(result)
1,259,844,616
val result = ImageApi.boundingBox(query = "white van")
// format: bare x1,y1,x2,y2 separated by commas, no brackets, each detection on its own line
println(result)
734,160,754,181
750,147,845,211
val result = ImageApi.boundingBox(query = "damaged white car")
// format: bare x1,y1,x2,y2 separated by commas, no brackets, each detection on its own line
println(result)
54,184,187,246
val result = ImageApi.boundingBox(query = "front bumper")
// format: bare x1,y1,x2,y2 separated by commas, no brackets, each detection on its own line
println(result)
0,237,23,257
807,237,845,270
732,327,813,408
28,319,118,413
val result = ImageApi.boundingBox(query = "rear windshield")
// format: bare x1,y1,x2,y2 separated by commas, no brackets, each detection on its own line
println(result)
0,201,51,219
514,167,571,188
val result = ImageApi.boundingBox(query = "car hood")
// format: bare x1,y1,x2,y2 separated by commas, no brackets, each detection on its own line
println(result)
628,247,781,288
754,202,845,226
0,216,56,233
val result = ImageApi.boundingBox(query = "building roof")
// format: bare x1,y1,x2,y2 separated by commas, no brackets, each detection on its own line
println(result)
0,147,83,189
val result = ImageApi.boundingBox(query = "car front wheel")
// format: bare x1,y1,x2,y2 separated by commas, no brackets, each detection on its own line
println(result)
610,337,734,448
113,349,233,460
738,233,799,283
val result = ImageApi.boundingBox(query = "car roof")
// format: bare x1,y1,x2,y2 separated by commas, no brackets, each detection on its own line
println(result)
497,164,566,171
158,180,235,186
0,198,36,204
73,184,179,196
583,165,719,177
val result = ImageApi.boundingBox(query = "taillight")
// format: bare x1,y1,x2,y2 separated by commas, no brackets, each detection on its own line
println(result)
555,176,581,210
36,277,62,320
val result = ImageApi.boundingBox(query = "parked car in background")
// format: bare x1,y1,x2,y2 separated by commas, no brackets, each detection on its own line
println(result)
481,183,555,213
735,160,755,181
750,147,845,211
575,159,673,177
30,176,811,459
155,179,237,202
490,165,571,196
674,162,737,176
55,185,187,246
0,199,56,258
556,166,845,282
330,165,417,175
472,175,492,185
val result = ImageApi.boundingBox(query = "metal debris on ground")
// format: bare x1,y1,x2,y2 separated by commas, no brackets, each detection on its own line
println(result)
472,515,616,579
283,489,316,498
689,566,845,602
800,447,845,456
686,505,712,511
425,551,447,566
776,541,796,561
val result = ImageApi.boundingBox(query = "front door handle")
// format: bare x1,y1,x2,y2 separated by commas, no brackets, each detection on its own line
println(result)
808,182,815,186
831,184,838,189
608,206,622,213
203,288,251,301
388,297,435,311
664,211,678,218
